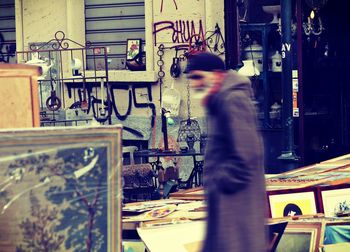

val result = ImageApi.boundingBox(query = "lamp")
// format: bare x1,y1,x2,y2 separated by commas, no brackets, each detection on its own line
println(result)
238,60,260,77
262,5,281,24
177,119,201,152
303,9,324,37
25,53,53,80
71,58,82,76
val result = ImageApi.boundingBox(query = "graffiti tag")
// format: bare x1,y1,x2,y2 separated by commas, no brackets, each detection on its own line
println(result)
160,0,178,13
153,19,205,45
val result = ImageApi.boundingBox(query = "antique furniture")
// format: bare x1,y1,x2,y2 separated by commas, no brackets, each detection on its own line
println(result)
122,146,156,202
134,150,204,189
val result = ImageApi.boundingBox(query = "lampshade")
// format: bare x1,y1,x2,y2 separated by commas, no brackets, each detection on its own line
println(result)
238,60,260,77
71,58,82,70
177,119,201,142
71,58,82,76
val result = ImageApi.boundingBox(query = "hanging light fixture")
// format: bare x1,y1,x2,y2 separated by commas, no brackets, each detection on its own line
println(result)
70,58,82,76
303,0,328,38
177,80,201,151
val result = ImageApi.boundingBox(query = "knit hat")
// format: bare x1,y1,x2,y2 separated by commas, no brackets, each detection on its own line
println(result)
184,52,225,73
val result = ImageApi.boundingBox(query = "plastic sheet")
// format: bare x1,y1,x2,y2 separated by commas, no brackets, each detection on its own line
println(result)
0,126,122,252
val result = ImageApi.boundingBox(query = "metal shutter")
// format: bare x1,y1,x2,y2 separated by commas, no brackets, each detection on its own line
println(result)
0,0,16,63
85,0,145,70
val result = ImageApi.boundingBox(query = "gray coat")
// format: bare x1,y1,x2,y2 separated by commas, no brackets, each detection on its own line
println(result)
202,70,267,252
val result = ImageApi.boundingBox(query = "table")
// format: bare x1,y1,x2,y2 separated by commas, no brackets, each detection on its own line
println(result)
122,199,206,240
134,150,204,189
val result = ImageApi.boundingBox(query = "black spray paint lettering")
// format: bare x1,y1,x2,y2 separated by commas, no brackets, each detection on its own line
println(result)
153,20,205,45
160,0,178,13
281,43,291,59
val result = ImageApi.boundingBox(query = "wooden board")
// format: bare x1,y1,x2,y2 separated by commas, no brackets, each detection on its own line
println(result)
0,64,40,128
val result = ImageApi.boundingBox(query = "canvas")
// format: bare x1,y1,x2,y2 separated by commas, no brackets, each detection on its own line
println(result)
0,126,122,252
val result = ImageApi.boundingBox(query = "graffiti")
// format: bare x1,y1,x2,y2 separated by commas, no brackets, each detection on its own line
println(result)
160,0,178,13
0,33,16,63
153,19,205,45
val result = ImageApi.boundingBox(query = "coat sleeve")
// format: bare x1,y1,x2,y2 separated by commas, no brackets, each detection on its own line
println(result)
213,90,263,194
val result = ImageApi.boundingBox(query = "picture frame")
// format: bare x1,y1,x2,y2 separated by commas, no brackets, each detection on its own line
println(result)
268,189,318,218
275,222,324,252
267,221,288,252
0,126,122,252
324,221,350,245
265,162,350,191
320,185,350,217
126,39,142,60
322,242,350,252
169,187,205,201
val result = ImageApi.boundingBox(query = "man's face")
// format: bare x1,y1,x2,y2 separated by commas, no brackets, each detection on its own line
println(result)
187,70,216,99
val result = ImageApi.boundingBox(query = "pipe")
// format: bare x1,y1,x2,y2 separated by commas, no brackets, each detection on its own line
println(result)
296,0,305,164
279,0,299,169
224,0,238,69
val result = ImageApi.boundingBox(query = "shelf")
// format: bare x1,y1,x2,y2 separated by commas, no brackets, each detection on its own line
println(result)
39,70,158,83
240,21,281,130
85,70,158,83
240,22,278,32
38,75,107,83
304,112,330,116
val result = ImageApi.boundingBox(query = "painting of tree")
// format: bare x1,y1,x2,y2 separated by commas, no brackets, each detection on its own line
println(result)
0,126,121,252
16,192,64,252
45,147,108,252
1,147,109,252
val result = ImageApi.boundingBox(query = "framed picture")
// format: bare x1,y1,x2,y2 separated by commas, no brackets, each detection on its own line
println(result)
126,39,142,60
320,185,350,217
0,126,122,252
275,222,324,252
322,243,350,252
267,221,288,252
324,221,350,245
169,187,205,201
268,190,318,218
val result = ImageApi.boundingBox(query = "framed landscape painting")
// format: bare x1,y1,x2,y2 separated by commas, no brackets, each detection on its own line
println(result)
0,126,122,252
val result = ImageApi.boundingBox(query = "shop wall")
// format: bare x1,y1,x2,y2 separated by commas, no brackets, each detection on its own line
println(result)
14,0,224,178
150,0,224,119
15,0,85,55
15,0,224,117
14,0,222,140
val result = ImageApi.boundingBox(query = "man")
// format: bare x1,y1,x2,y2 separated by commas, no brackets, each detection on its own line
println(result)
184,52,267,252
